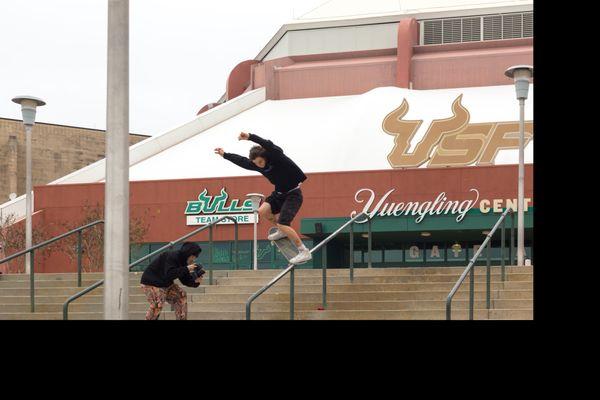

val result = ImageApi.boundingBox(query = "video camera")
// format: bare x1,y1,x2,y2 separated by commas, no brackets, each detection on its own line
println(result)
190,263,206,280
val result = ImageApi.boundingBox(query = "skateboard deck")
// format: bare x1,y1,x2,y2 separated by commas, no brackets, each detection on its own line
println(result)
269,227,303,264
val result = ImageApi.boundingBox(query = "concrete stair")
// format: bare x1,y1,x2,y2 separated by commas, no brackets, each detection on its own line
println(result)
0,266,533,320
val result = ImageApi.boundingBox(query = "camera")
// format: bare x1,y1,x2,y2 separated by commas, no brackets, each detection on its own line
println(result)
189,263,206,280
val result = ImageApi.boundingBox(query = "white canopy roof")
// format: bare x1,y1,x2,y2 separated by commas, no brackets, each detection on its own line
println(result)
129,85,533,182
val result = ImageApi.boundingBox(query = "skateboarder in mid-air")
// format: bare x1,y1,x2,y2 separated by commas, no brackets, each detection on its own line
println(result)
215,132,312,264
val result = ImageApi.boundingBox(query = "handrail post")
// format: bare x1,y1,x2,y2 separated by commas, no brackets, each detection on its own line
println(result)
501,217,506,282
77,230,83,287
367,216,372,268
234,221,239,270
511,211,516,266
486,239,491,310
209,224,213,285
290,267,295,320
349,221,354,283
469,264,474,320
30,250,35,313
322,243,327,309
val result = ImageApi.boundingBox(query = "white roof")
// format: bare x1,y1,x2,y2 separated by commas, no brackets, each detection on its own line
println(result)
129,85,533,181
297,0,533,22
1,85,533,220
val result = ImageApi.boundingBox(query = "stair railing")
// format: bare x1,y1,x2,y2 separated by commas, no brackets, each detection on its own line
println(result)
0,220,104,313
445,208,516,320
245,211,372,320
62,215,239,320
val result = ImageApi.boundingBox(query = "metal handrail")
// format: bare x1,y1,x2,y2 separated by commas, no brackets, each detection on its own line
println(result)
245,211,372,320
0,220,104,312
62,215,239,320
446,208,516,320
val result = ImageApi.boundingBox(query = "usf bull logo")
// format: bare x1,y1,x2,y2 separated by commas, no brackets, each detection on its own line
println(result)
382,94,533,168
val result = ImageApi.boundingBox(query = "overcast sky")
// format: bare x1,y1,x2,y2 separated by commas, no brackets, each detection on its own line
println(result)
0,0,325,136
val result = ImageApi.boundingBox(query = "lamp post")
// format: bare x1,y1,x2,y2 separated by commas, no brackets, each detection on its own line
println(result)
246,193,264,270
504,65,533,267
11,95,46,274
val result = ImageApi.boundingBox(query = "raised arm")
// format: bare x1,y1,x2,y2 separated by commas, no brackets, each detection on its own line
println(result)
240,132,284,156
215,147,260,171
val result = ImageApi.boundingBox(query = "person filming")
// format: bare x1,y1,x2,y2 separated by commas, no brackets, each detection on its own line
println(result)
140,242,205,320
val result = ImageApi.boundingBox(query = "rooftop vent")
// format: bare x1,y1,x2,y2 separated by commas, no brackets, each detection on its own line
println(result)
421,12,533,45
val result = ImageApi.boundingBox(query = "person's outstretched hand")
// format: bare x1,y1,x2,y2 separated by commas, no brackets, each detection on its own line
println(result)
214,148,225,157
238,132,250,141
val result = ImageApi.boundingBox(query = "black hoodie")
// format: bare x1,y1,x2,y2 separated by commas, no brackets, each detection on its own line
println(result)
223,133,307,193
140,243,202,288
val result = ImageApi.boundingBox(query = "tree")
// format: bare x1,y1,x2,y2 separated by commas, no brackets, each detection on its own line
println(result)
58,202,150,272
0,212,59,274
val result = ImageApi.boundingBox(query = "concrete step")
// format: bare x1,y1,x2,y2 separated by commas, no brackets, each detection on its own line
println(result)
214,273,532,286
1,298,533,314
189,289,531,303
0,294,149,304
0,288,532,307
0,266,532,281
202,281,532,294
221,266,532,277
0,285,209,296
194,299,532,312
0,308,533,320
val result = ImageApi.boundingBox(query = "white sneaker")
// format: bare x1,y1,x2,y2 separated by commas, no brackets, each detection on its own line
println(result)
290,249,312,265
268,229,287,241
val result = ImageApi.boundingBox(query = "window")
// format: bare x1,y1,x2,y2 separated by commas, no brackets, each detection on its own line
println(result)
385,249,403,263
405,244,424,263
426,243,445,263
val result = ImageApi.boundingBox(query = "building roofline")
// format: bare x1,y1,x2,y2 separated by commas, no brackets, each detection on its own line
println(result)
0,117,150,138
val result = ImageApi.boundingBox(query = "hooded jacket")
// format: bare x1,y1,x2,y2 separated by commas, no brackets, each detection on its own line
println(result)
223,133,307,193
140,243,202,288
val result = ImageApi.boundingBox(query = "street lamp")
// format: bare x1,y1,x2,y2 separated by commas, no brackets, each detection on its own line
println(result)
504,65,533,267
12,95,46,274
246,193,264,270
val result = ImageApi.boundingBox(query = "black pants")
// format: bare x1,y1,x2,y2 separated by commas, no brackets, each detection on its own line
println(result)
265,188,303,226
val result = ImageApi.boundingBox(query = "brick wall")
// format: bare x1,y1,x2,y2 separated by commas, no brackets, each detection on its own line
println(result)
0,118,148,202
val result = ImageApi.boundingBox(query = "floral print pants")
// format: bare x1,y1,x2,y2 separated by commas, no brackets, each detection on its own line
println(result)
141,283,188,320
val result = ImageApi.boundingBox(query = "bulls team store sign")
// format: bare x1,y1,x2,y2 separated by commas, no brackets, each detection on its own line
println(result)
185,188,257,225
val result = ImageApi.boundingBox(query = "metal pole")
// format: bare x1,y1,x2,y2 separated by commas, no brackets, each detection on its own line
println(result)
25,126,33,275
104,0,130,319
469,265,474,320
290,268,295,320
511,212,516,266
30,251,35,312
322,244,327,309
501,218,506,282
209,225,213,285
486,240,491,310
367,217,372,268
253,210,258,270
77,230,83,287
517,98,525,267
349,222,354,283
234,222,239,270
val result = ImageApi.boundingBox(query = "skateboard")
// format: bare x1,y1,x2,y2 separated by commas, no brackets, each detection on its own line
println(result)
269,227,305,264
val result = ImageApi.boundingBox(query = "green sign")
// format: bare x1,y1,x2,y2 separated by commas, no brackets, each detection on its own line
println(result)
185,188,256,226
